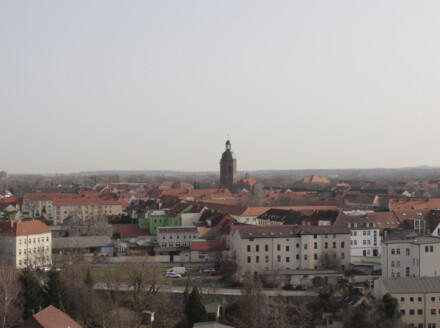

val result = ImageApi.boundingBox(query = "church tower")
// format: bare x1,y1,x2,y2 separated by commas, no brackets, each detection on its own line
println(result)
220,139,237,189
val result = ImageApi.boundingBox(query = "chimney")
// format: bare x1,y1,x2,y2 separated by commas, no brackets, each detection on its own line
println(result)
10,221,13,228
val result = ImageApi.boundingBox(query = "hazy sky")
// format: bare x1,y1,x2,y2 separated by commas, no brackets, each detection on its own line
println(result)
1,1,440,174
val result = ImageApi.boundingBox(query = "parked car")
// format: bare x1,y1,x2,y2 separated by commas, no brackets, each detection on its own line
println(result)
203,268,216,273
209,270,220,276
166,267,186,276
165,272,182,278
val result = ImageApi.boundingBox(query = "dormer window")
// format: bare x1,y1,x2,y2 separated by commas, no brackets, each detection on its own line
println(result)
347,223,351,228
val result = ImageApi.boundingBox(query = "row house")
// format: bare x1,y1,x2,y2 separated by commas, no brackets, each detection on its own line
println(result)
381,236,440,278
0,220,52,269
231,225,350,275
52,195,124,224
157,226,198,248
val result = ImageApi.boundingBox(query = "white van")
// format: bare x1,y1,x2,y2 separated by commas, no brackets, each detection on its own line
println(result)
166,267,186,276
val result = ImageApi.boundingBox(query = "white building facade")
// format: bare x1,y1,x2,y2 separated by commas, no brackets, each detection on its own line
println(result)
381,237,440,278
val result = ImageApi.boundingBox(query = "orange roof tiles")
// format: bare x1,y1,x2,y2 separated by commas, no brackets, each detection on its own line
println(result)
302,174,330,184
0,220,50,236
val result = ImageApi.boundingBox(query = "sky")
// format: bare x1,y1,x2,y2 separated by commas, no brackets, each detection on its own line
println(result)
1,1,440,174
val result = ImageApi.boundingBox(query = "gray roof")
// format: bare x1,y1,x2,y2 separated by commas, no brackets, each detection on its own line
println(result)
52,236,113,249
382,236,440,245
380,277,440,294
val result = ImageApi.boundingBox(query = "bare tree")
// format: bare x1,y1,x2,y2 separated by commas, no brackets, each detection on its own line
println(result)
0,265,22,328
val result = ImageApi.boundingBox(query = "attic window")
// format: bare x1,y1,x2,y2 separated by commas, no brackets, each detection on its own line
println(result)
347,223,351,228
262,233,266,236
249,232,253,236
280,232,283,235
270,232,274,236
289,231,293,234
402,213,406,216
417,212,422,216
386,222,390,225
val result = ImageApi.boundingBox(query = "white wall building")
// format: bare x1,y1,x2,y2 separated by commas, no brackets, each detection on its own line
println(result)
0,220,52,269
231,225,351,275
157,226,198,248
381,236,440,278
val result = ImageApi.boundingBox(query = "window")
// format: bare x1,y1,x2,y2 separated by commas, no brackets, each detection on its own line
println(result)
406,267,410,276
432,297,436,302
406,248,410,256
428,324,437,328
19,240,21,245
426,246,430,252
19,250,21,255
296,243,300,248
247,256,251,263
256,245,259,252
325,242,328,249
418,309,423,315
304,255,308,260
397,261,400,267
296,254,299,260
341,253,345,259
314,253,318,260
397,248,400,255
325,234,328,239
265,245,269,252
333,234,336,238
401,297,405,302
333,242,336,249
304,244,308,250
277,244,280,251
431,309,436,315
392,248,395,254
277,255,281,262
265,256,269,263
286,257,290,263
409,309,415,316
247,245,251,252
286,246,290,252
256,256,259,263
341,242,345,248
431,246,434,252
410,297,414,302
314,242,317,249
418,297,423,302
391,261,395,267
314,234,317,239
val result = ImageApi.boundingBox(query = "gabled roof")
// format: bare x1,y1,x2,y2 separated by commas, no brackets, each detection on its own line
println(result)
0,220,50,236
302,174,330,184
18,305,82,328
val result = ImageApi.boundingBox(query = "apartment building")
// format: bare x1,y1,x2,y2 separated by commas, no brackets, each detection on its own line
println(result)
157,226,198,248
231,225,350,275
381,237,440,278
0,220,52,269
52,196,124,224
334,213,381,257
375,277,440,328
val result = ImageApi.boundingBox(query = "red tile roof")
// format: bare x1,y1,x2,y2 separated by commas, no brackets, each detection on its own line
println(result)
18,305,82,328
157,226,198,234
190,240,221,251
119,225,150,238
0,220,50,236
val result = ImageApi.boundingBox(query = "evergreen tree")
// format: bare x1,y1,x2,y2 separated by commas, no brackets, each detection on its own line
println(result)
184,286,207,327
45,269,68,312
19,269,43,319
